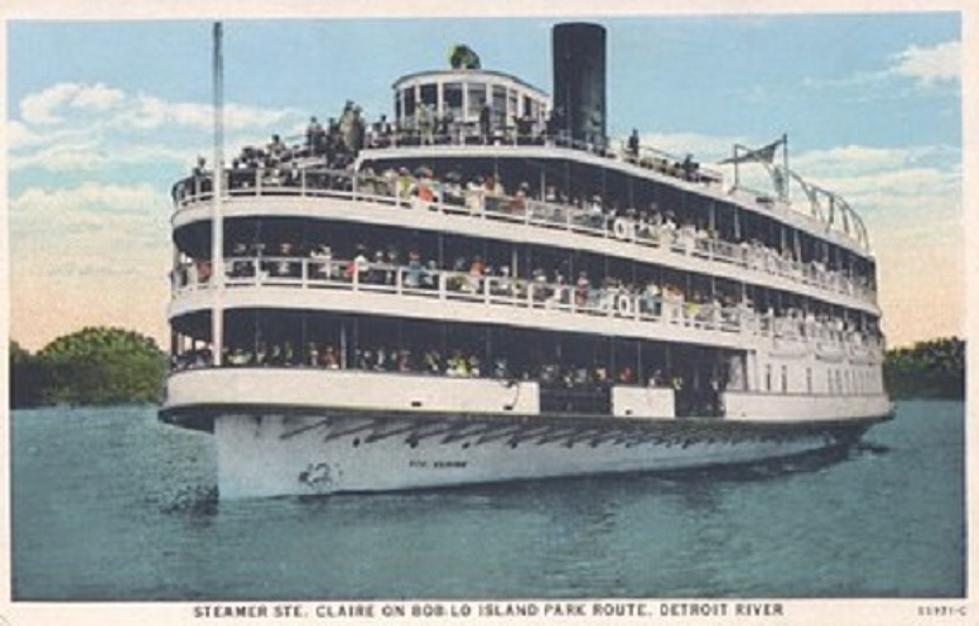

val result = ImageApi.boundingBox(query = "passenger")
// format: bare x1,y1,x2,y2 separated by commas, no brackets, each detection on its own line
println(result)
396,167,414,201
467,256,486,293
307,116,324,154
442,171,464,206
509,182,528,213
627,128,640,159
267,134,287,161
404,251,423,288
465,175,484,213
479,103,492,144
350,244,369,283
397,349,412,373
414,166,436,204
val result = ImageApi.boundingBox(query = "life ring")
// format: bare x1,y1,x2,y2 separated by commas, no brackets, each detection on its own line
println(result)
616,293,633,316
612,217,632,240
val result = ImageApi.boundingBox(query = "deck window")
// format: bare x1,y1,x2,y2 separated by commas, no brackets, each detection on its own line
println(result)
404,87,416,119
765,364,772,392
492,84,507,126
780,365,787,393
444,82,463,121
467,83,486,118
420,83,437,108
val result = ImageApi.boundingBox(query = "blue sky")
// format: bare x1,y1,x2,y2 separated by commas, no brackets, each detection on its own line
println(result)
7,14,963,348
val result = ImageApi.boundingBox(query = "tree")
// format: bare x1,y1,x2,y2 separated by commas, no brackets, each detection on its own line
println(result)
883,337,964,399
34,327,166,405
9,341,46,408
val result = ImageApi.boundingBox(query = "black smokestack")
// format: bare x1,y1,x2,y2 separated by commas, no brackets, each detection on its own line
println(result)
552,22,607,147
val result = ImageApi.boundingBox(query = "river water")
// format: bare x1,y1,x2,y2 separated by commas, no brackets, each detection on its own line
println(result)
11,400,964,600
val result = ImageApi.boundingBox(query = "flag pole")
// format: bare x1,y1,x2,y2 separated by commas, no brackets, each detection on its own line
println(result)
211,21,225,366
782,132,789,203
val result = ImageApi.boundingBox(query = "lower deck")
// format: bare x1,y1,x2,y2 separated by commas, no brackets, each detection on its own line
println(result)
162,367,894,432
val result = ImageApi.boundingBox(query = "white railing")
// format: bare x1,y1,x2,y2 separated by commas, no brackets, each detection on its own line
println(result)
171,255,883,361
363,127,726,185
171,168,878,305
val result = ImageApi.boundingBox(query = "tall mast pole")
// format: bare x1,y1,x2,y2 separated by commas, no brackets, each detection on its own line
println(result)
782,132,789,203
211,22,225,366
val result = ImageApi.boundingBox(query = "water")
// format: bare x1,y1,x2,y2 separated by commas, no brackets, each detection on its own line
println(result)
11,401,964,600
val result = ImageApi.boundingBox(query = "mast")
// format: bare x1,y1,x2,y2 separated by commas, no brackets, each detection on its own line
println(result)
211,21,225,366
782,132,789,203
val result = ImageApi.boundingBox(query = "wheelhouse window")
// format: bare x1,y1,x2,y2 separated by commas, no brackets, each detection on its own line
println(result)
444,82,463,121
404,87,416,120
467,83,486,118
492,84,507,126
420,83,437,110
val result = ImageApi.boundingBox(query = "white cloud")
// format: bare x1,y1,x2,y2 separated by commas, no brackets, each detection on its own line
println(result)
17,81,300,134
20,82,125,125
9,140,195,172
799,39,960,97
11,182,169,224
10,182,170,252
8,120,39,150
10,81,306,173
889,40,960,86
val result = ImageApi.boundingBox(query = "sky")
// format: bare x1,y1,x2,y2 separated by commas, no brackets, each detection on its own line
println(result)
6,13,963,350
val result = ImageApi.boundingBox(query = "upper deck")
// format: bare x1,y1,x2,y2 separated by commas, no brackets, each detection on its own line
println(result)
355,133,872,258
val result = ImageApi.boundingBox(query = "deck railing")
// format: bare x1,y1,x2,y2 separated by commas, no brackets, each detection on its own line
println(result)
362,129,726,187
172,168,878,306
170,255,883,361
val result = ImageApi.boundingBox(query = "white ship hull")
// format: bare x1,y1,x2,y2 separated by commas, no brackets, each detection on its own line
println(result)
192,409,888,499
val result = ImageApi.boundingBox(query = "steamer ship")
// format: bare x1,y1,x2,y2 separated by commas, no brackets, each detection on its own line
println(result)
160,22,893,499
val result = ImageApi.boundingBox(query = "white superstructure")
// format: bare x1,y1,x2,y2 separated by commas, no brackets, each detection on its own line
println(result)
160,23,892,499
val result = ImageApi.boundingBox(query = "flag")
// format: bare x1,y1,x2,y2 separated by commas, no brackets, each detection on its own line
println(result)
719,136,785,165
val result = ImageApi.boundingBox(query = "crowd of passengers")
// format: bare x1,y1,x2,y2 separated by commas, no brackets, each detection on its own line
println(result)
171,342,694,390
177,154,874,295
176,100,718,206
180,242,876,346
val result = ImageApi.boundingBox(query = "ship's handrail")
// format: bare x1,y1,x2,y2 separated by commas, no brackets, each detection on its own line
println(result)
171,169,878,306
170,255,883,361
361,126,726,185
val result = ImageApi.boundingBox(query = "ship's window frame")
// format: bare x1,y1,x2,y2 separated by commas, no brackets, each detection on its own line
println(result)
765,364,772,392
467,82,486,118
404,87,416,119
780,365,788,393
420,83,437,108
806,367,812,394
491,84,507,125
444,82,463,120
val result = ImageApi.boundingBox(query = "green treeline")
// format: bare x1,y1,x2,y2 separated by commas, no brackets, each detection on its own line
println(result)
10,327,166,408
883,337,964,399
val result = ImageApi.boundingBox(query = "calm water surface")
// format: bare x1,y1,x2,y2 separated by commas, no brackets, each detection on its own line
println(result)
11,400,964,600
